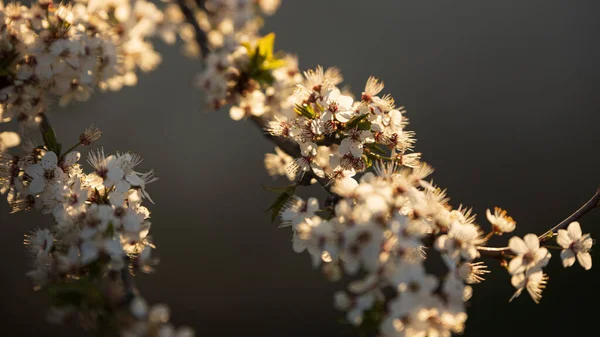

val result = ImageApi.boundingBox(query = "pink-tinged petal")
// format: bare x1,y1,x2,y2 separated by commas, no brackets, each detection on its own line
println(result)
561,249,576,267
28,177,45,194
63,151,80,166
523,234,540,251
25,164,44,179
508,236,528,254
577,252,592,270
567,221,582,240
556,229,571,248
508,256,525,275
41,151,58,170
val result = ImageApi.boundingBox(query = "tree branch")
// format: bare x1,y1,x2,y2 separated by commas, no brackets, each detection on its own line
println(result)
477,187,600,258
176,0,209,58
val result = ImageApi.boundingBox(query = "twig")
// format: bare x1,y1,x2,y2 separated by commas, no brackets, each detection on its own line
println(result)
477,187,600,258
176,0,210,58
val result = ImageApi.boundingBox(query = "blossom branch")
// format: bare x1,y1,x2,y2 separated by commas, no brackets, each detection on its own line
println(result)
477,186,600,258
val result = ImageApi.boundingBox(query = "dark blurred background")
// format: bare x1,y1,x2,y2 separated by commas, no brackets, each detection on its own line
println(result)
1,0,600,336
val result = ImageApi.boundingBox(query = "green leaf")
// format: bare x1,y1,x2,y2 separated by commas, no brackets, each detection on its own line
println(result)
265,184,297,222
257,32,276,61
294,103,316,119
42,128,62,154
357,120,372,130
366,143,389,156
345,114,369,129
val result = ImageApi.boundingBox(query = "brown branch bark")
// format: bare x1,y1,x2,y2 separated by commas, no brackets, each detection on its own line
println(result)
176,0,210,58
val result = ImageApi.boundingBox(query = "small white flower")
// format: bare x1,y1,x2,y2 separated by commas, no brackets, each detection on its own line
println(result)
486,207,516,234
557,221,593,270
510,271,548,304
322,88,355,122
508,234,551,275
339,128,374,158
25,151,65,194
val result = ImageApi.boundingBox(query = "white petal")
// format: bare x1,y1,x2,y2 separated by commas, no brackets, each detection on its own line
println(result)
337,95,354,109
577,252,592,270
523,234,540,251
556,229,571,248
508,256,524,275
335,110,354,123
29,177,45,194
511,273,526,288
339,138,352,154
567,221,582,240
63,151,80,166
508,237,528,254
560,249,576,267
41,151,58,170
350,142,363,158
25,164,44,179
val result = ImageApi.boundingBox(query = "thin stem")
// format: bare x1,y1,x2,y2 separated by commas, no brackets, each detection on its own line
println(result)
176,0,209,58
60,142,81,158
477,187,600,258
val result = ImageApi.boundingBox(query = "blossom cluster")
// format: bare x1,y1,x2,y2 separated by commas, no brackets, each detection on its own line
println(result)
191,0,299,116
0,0,179,124
0,123,192,336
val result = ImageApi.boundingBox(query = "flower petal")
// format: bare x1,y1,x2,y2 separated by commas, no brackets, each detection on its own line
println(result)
556,229,571,248
508,236,528,255
560,249,575,268
28,177,45,194
567,221,582,240
41,151,58,170
523,234,540,251
577,252,592,270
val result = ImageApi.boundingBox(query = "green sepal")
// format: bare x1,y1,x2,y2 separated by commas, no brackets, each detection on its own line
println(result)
264,184,297,222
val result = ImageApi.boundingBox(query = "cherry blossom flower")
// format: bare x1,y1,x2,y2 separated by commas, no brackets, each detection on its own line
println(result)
557,221,594,270
508,234,551,275
486,207,516,234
